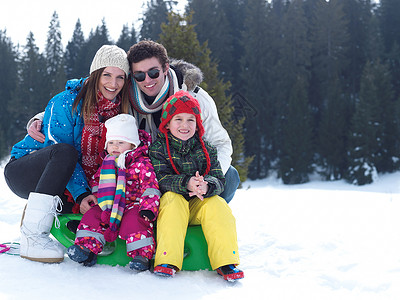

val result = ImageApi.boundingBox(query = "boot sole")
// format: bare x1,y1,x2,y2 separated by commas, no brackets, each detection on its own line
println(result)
21,255,64,263
153,265,176,277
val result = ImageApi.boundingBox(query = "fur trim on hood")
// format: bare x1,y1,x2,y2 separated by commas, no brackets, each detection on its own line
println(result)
170,58,203,91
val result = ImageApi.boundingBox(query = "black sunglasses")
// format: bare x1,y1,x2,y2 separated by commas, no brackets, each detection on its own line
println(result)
132,69,161,82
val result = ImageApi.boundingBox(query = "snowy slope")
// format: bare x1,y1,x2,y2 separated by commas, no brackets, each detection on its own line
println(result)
1,159,400,300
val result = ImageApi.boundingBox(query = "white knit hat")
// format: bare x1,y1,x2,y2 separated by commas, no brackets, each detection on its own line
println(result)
105,114,140,148
90,45,130,76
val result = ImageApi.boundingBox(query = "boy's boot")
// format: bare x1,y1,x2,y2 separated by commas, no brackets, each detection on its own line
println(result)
20,192,64,263
216,264,244,281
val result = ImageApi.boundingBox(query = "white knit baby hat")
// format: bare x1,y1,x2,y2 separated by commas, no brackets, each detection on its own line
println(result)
105,114,140,148
90,45,130,76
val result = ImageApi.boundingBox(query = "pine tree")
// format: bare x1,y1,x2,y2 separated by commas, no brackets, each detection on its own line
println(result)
346,61,384,185
275,0,314,184
0,30,18,156
267,0,289,172
130,24,139,46
187,0,216,43
377,0,400,102
378,0,400,53
44,11,66,98
80,19,111,76
308,0,349,120
308,0,350,179
160,12,252,183
377,0,400,97
215,0,248,88
318,76,348,180
65,19,86,78
279,76,314,184
370,60,399,173
188,0,246,87
116,24,137,52
341,0,374,96
140,0,171,41
89,19,112,47
11,32,48,145
239,0,272,179
365,7,384,62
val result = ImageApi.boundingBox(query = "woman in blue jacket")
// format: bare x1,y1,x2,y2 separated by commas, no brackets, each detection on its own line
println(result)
4,45,131,263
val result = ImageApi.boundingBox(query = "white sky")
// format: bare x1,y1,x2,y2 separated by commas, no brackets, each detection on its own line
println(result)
0,0,187,52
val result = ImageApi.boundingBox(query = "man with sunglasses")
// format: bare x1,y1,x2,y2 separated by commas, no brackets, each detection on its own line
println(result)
126,40,239,204
27,40,239,204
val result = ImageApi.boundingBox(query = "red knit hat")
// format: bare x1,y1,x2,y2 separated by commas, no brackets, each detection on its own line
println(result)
159,90,210,175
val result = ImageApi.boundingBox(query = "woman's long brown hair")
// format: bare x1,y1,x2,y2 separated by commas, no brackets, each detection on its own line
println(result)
72,67,130,123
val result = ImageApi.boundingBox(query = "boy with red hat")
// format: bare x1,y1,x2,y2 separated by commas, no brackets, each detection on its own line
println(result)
149,90,244,281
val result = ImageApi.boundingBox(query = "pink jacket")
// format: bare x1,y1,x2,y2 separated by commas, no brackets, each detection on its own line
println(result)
90,130,160,221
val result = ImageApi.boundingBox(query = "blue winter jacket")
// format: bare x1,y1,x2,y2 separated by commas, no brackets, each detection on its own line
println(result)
11,78,89,201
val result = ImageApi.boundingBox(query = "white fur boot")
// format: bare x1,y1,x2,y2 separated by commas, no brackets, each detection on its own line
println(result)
20,192,65,263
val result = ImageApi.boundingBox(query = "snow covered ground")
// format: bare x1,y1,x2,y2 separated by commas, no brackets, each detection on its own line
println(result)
1,159,400,300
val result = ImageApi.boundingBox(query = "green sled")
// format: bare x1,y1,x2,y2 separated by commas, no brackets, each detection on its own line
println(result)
51,214,212,271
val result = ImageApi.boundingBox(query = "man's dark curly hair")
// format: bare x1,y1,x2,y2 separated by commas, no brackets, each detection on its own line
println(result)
127,40,169,71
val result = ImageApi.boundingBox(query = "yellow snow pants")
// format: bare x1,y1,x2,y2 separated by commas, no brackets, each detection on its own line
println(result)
155,191,240,270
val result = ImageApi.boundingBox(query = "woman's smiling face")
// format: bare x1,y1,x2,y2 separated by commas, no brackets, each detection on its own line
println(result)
98,66,126,100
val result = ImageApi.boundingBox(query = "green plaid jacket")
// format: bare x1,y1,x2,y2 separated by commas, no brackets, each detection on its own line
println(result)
149,132,225,199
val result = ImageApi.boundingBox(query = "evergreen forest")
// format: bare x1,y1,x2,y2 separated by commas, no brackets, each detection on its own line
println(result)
1,0,399,185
